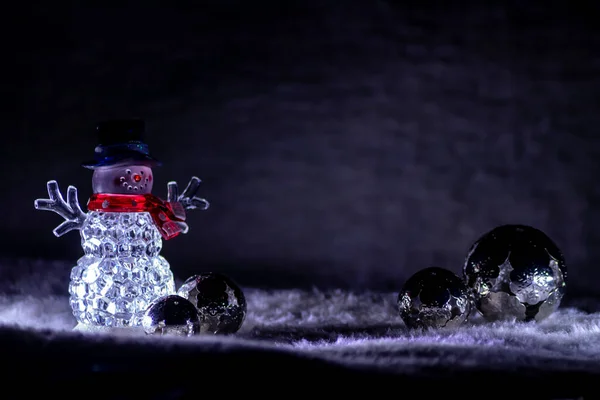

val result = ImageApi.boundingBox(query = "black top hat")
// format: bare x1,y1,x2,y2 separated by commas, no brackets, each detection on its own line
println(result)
81,119,162,169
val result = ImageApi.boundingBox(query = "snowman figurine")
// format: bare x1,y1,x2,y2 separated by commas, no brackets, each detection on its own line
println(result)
34,119,209,333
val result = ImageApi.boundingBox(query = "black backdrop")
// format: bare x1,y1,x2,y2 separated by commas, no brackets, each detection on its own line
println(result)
4,1,600,293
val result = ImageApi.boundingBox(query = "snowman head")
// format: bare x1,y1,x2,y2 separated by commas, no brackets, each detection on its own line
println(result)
92,164,154,194
82,119,161,194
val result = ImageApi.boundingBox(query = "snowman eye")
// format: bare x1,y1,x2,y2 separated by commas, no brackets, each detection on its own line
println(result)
126,169,131,174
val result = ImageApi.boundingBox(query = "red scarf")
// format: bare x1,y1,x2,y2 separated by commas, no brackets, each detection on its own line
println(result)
87,193,188,240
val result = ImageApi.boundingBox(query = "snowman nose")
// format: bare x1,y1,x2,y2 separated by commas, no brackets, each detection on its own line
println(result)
133,174,142,183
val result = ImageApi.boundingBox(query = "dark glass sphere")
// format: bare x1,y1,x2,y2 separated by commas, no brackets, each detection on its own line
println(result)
177,273,246,334
463,224,567,322
398,267,471,329
142,295,200,337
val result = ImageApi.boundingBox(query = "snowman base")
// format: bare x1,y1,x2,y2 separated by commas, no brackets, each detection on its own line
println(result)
73,323,146,337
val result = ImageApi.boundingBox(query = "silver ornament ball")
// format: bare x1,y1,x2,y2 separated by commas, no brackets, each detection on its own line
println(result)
463,224,567,322
142,295,200,337
398,267,471,329
177,272,247,334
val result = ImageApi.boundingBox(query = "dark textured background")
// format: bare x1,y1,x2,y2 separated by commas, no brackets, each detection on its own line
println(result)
5,1,600,293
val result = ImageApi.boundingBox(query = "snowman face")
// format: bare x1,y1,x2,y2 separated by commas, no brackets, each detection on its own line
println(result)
92,164,154,194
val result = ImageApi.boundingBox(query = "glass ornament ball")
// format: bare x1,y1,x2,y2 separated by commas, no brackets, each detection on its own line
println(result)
397,267,471,330
463,224,567,322
142,295,200,337
177,273,247,334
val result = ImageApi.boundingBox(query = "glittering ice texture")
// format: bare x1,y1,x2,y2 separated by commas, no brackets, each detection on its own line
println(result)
68,211,176,327
463,224,567,322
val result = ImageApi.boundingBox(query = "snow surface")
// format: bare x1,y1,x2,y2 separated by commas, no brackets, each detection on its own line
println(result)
0,258,598,398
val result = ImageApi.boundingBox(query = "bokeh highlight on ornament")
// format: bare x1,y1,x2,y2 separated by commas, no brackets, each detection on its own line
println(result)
398,266,471,329
177,272,247,334
463,224,567,322
142,295,200,337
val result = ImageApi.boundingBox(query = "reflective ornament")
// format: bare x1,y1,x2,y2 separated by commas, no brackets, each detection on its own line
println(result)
142,295,200,337
398,267,471,329
177,273,246,334
463,224,567,322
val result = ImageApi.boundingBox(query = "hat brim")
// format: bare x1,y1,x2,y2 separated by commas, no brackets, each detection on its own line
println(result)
82,154,162,169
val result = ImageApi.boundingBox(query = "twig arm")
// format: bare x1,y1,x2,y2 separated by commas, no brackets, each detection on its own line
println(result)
34,180,87,237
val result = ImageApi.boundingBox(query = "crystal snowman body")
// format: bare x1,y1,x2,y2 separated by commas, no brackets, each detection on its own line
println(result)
35,119,209,331
35,166,208,332
69,210,176,327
